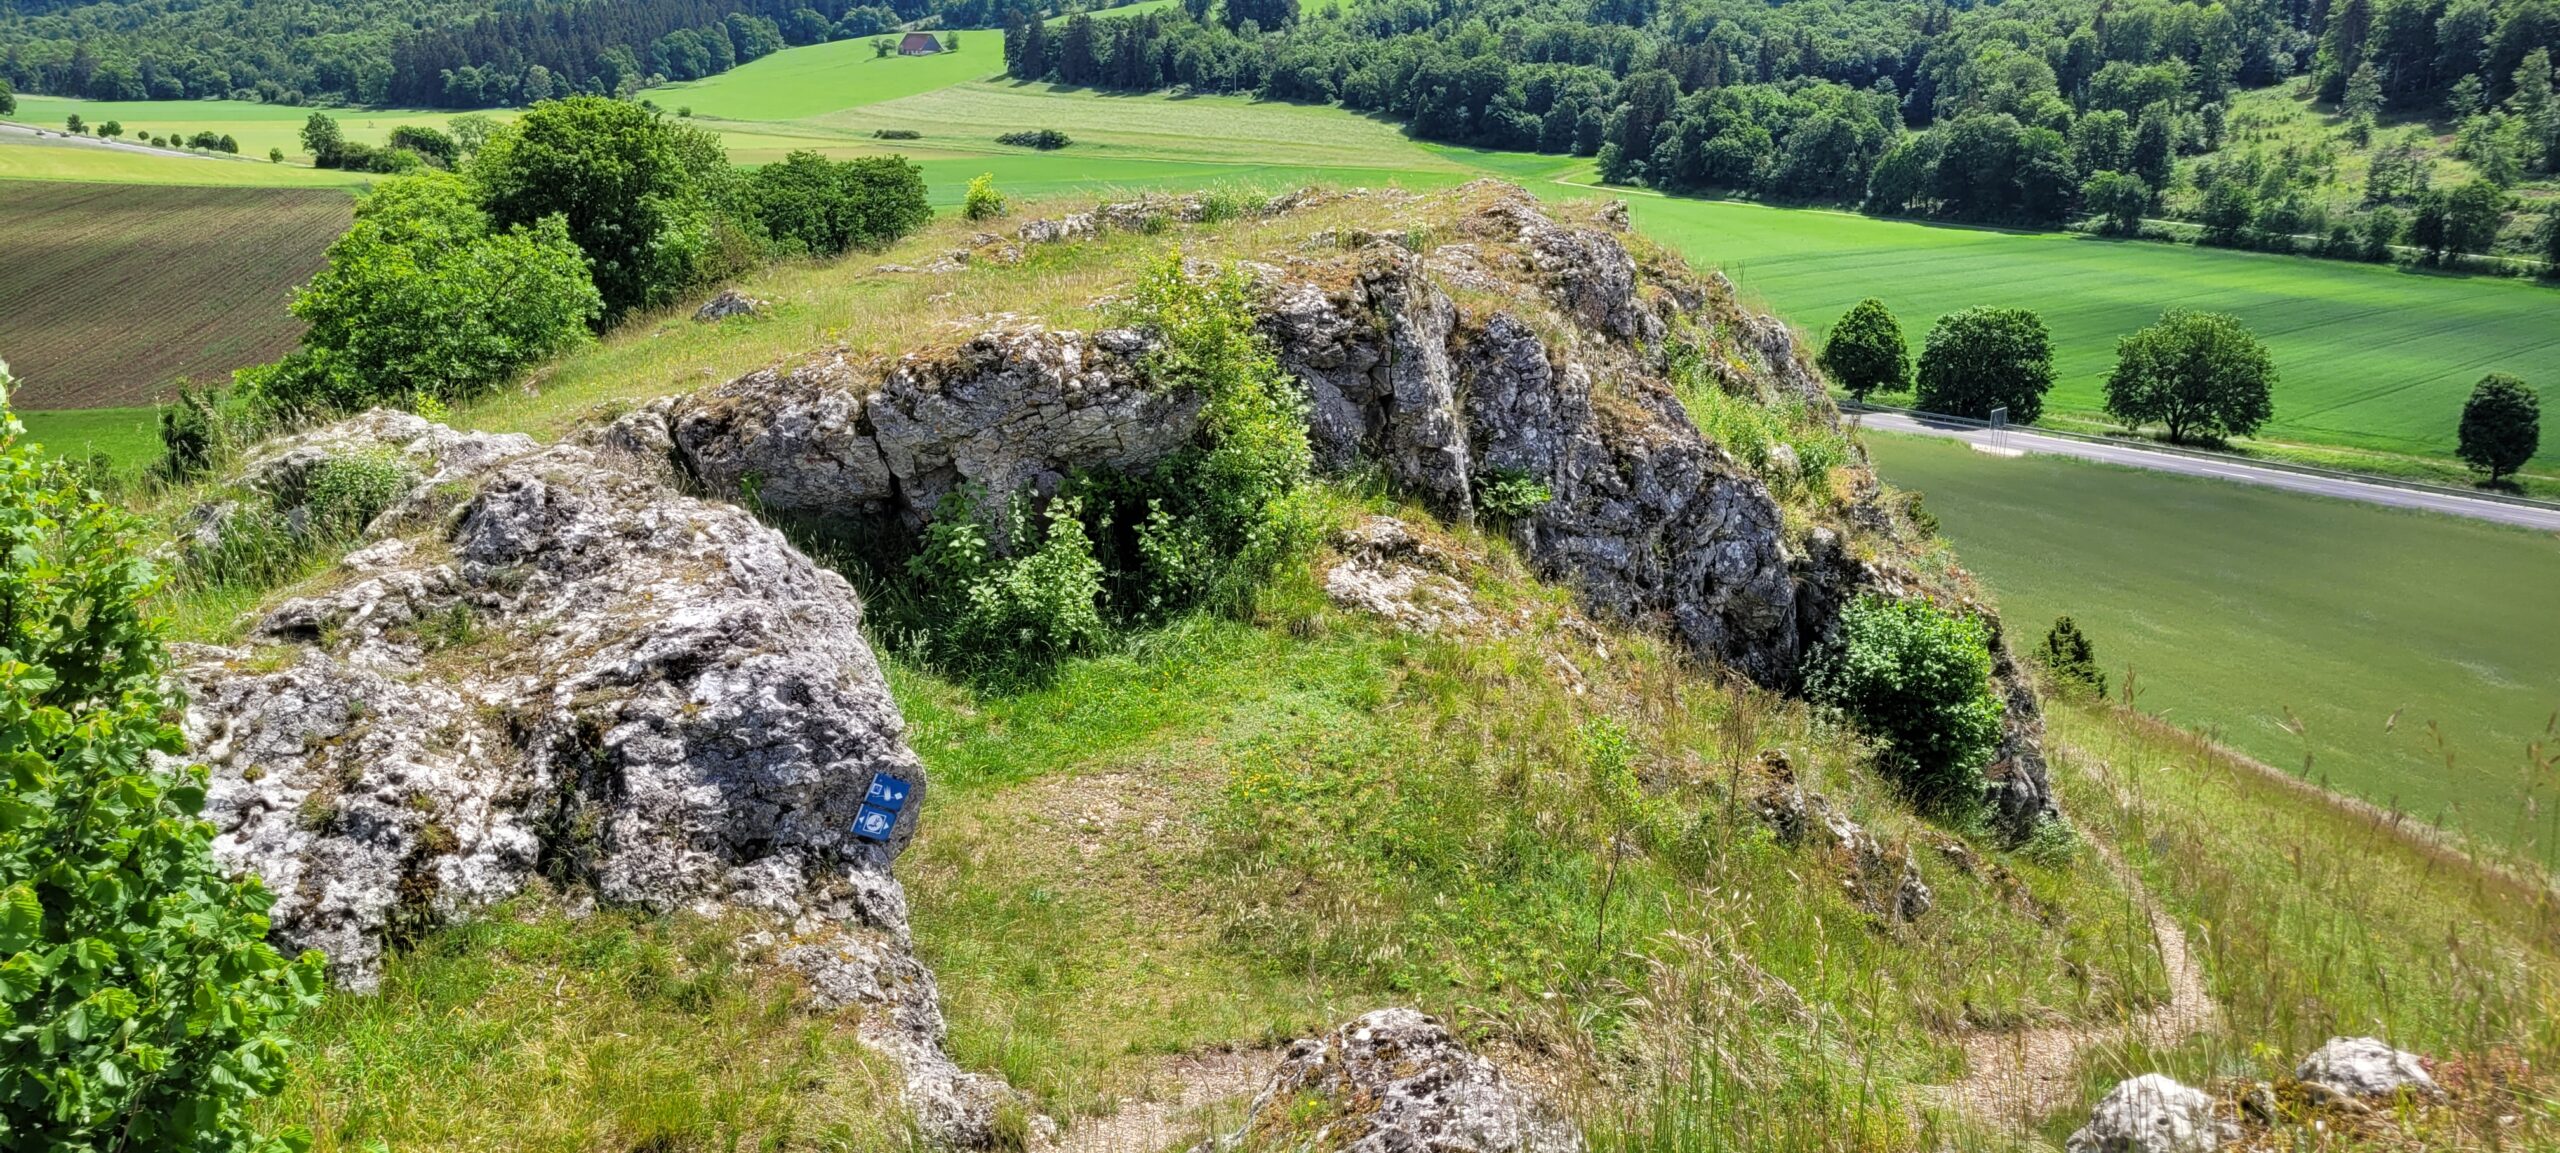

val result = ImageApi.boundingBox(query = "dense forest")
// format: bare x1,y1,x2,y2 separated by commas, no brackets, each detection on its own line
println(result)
0,0,983,106
1002,0,2560,259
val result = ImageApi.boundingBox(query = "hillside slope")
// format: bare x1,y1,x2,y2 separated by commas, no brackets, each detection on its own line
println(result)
151,181,2560,1152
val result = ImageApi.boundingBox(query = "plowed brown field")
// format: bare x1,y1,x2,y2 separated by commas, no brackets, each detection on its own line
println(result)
0,181,350,408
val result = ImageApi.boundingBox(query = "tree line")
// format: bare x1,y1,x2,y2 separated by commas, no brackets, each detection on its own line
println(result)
1821,298,2543,483
998,0,2560,261
0,0,1009,107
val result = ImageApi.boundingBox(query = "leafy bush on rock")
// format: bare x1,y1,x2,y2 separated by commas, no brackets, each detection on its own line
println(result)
1807,594,2005,809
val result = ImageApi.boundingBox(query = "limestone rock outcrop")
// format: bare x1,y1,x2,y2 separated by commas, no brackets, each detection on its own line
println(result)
179,411,1004,1145
1201,1008,1583,1153
2066,1074,2232,1153
648,180,2059,837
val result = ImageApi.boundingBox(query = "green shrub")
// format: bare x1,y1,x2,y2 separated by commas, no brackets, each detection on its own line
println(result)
2036,614,2106,697
0,374,326,1151
746,151,932,258
1805,594,2004,809
962,172,1007,222
1112,253,1317,614
156,382,234,481
1473,468,1552,520
908,490,1107,680
994,128,1070,149
471,96,740,322
301,450,415,535
241,171,599,416
872,128,923,140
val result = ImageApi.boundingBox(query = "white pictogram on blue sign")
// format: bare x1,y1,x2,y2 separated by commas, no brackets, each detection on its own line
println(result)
866,773,913,811
854,805,898,842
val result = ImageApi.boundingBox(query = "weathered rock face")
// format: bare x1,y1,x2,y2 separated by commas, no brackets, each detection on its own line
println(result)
2066,1075,2232,1153
1202,1008,1583,1153
2294,1037,2440,1099
640,179,2056,837
180,411,1004,1144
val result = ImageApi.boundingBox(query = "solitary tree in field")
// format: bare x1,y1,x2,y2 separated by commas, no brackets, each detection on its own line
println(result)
872,36,895,57
64,113,84,135
1915,306,2056,423
1819,298,1910,404
2103,309,2277,443
98,120,123,139
2457,373,2541,485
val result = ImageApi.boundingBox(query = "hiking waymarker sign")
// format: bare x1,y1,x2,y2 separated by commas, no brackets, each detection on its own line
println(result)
854,772,913,843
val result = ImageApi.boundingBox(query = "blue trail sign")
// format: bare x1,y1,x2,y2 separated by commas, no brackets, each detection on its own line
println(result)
854,772,914,843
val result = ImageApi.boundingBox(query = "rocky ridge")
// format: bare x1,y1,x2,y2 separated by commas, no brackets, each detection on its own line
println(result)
171,179,2076,1148
652,179,2060,836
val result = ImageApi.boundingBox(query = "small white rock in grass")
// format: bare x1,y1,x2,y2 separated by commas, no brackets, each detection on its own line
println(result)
2295,1037,2440,1099
2066,1074,2232,1153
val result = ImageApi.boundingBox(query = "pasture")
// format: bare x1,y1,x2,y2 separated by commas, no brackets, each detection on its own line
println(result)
1865,431,2560,863
1616,194,2560,467
0,181,348,409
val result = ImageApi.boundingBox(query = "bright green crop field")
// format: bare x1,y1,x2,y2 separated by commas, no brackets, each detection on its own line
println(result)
1615,193,2560,466
1866,432,2560,863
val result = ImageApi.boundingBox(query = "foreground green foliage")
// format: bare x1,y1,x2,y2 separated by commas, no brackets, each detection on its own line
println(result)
2102,309,2277,444
0,371,323,1151
242,171,600,415
1806,594,2005,809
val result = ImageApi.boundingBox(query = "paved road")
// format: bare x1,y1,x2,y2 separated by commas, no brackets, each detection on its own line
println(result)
1860,412,2560,533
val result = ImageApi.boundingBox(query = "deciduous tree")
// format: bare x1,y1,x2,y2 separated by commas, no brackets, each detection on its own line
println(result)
1818,298,1910,403
2457,372,2541,484
2102,309,2277,443
1915,306,2056,423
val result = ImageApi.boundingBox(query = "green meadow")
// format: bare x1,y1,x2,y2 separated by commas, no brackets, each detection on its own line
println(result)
3,94,508,183
1614,193,2560,467
1865,431,2560,863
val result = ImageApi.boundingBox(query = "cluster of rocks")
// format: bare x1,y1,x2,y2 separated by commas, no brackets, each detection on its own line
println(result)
2067,1037,2440,1153
1197,1009,1583,1153
178,410,1007,1145
1754,753,1932,923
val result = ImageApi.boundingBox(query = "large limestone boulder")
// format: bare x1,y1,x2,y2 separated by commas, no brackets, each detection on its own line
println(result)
2294,1037,2439,1099
1202,1009,1582,1153
181,412,1004,1144
2065,1074,2231,1153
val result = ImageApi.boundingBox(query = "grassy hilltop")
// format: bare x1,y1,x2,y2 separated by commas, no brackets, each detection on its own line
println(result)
107,188,2553,1153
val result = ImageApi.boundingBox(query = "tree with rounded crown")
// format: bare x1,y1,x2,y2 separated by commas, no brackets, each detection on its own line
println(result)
1819,298,1910,404
2102,309,2277,444
2457,373,2541,486
1914,306,2055,423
